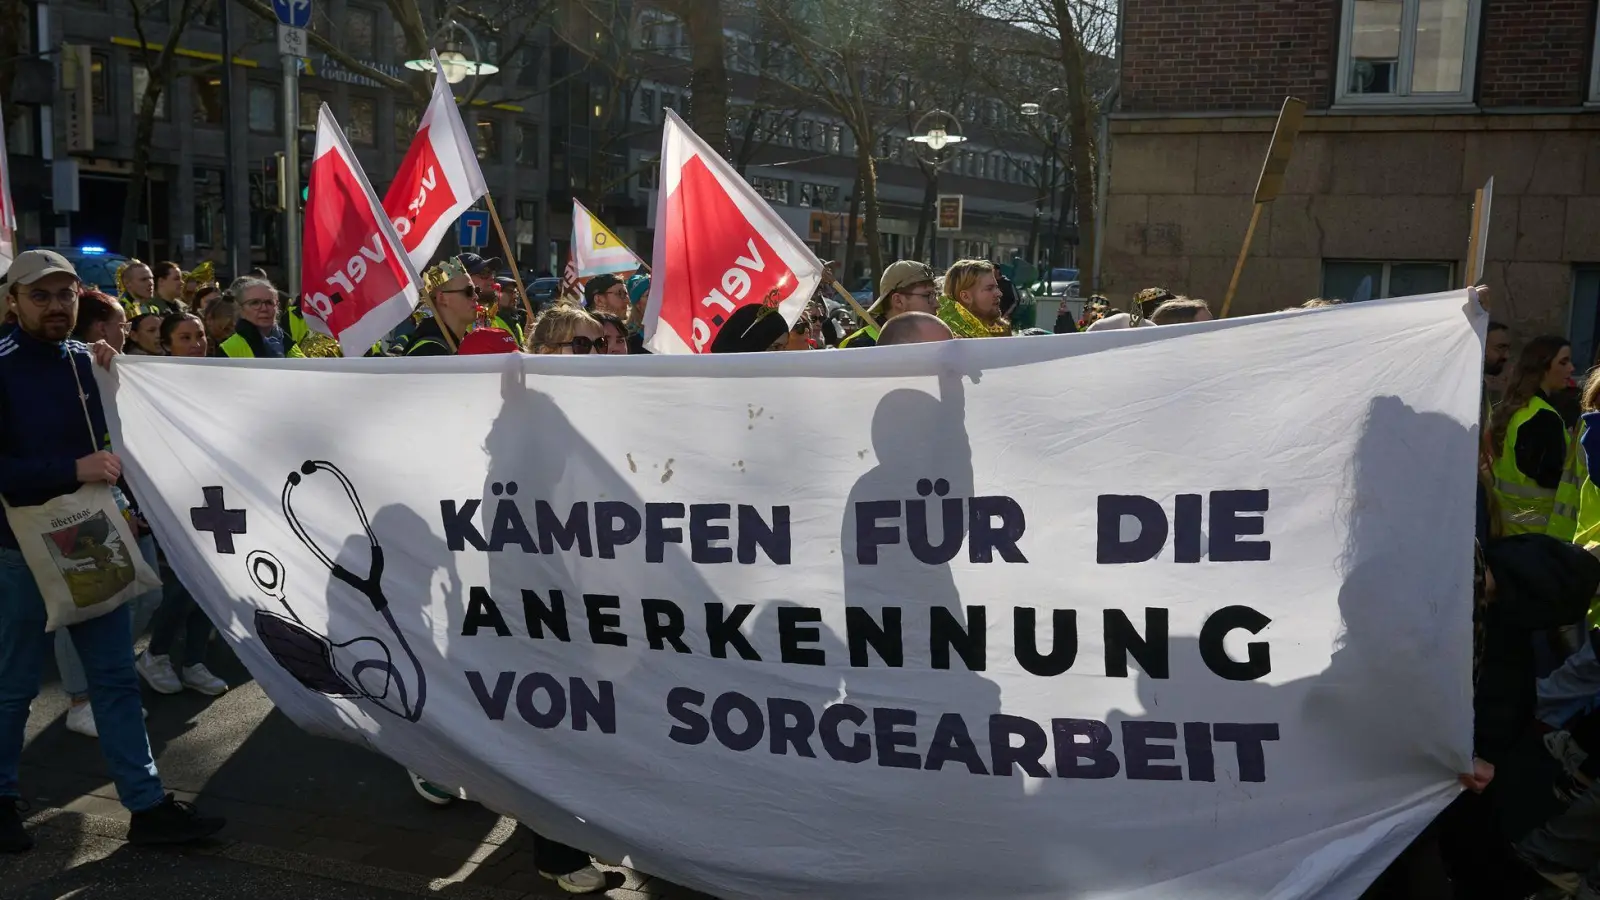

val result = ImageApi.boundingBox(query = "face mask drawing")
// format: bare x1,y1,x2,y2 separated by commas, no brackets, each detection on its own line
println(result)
250,460,427,722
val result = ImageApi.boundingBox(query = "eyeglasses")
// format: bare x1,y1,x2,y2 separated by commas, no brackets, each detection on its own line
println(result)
21,288,80,308
440,285,479,298
547,335,609,354
900,290,938,303
241,298,277,310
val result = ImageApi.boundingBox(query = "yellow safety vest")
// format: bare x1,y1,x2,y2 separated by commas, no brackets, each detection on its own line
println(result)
1572,422,1600,628
1552,431,1584,543
1492,396,1570,537
220,332,306,359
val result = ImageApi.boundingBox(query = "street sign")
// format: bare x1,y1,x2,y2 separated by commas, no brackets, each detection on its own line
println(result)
458,211,490,248
936,195,963,232
271,0,310,28
277,23,307,57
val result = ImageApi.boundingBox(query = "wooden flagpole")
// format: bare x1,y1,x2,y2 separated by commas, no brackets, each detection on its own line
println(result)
1219,203,1264,319
419,291,458,352
1219,96,1307,318
484,193,536,329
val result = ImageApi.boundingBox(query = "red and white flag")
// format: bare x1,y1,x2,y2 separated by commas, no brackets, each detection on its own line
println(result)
383,54,488,273
302,103,422,355
643,109,823,354
0,94,17,272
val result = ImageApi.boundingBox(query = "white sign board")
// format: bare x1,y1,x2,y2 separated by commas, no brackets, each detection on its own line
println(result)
277,23,308,58
103,291,1484,900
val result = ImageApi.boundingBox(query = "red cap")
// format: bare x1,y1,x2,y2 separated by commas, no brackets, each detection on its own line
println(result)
458,328,519,355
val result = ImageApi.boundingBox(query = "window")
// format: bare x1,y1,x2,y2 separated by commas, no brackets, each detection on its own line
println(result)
799,182,814,207
298,90,321,130
90,52,110,114
346,7,376,59
1337,0,1479,105
1590,12,1600,103
192,75,224,126
828,124,841,153
347,97,376,145
748,176,790,205
1571,266,1600,372
394,104,418,146
1321,259,1455,302
247,84,275,133
132,66,168,120
638,163,655,190
475,118,500,161
640,88,656,123
516,123,539,167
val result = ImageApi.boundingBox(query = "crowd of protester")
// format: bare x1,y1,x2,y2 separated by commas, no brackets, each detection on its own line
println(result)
7,243,1600,899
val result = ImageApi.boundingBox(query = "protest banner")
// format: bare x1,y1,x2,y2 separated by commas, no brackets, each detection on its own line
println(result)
382,55,489,274
101,290,1482,900
302,103,423,356
644,110,824,354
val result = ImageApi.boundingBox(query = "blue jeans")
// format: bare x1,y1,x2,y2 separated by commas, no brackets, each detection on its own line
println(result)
56,534,163,701
0,548,164,812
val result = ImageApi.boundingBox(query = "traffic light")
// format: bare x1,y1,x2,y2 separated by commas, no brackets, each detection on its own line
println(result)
263,153,286,212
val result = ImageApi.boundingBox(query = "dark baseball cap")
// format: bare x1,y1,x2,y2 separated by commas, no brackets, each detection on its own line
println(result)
458,253,503,275
585,274,624,304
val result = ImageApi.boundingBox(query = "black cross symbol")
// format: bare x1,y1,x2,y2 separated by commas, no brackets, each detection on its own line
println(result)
191,486,247,555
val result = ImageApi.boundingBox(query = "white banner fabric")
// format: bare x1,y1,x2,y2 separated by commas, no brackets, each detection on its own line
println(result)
100,290,1483,900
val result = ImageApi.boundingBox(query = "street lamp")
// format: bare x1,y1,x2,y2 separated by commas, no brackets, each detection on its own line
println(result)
1020,90,1069,274
405,22,500,86
908,109,965,267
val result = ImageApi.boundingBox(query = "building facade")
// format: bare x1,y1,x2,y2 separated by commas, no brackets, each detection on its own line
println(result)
7,0,551,285
1105,0,1600,351
545,2,1063,288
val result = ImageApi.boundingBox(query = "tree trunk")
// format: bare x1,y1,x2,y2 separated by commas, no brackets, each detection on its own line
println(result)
679,0,729,159
120,85,165,257
1051,0,1099,292
841,169,862,281
853,115,883,282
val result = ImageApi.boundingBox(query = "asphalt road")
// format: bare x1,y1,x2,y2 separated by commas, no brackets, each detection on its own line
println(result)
7,642,707,900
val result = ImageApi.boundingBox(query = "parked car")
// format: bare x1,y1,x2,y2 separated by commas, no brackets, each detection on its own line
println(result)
528,277,562,308
34,245,132,294
1030,267,1080,299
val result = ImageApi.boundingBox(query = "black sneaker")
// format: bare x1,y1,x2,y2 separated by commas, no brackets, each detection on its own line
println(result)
0,797,31,853
126,794,225,846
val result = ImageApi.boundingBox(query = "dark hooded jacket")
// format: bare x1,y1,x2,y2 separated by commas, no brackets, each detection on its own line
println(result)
1475,533,1600,763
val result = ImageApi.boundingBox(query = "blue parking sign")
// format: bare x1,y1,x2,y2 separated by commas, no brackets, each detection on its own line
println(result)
457,212,490,249
272,0,311,28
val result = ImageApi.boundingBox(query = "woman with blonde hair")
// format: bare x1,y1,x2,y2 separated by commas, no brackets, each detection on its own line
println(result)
1489,335,1576,537
529,303,610,355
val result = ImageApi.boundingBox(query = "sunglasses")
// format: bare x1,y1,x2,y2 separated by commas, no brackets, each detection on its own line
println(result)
440,285,479,297
548,335,610,354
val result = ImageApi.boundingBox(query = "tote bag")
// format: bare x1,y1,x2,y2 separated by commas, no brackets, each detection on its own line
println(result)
2,352,160,631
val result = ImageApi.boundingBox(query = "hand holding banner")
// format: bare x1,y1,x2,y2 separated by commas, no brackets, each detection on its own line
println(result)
644,109,824,354
301,103,422,356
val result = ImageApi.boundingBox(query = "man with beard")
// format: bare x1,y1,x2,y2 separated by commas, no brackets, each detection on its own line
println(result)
1484,321,1510,428
0,250,225,853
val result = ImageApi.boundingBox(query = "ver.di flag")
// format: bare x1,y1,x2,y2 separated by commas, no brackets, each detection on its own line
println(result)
302,103,422,356
103,290,1481,900
0,92,17,272
644,109,823,354
382,53,489,272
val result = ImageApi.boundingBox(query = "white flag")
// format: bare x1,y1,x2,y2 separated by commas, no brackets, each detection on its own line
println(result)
382,54,490,273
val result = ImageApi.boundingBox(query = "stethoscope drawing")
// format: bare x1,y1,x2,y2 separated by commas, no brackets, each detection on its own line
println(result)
248,459,427,723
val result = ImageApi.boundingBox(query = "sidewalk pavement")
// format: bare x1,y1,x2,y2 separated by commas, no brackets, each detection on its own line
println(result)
6,646,718,900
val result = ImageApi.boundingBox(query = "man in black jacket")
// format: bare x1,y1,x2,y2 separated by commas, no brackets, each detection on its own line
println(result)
0,250,225,853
